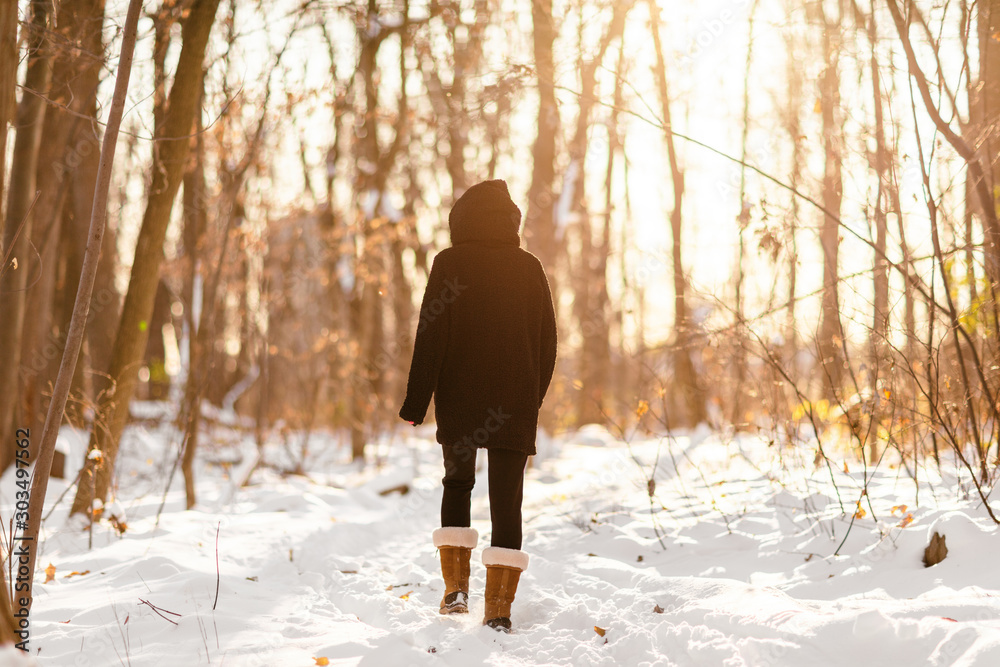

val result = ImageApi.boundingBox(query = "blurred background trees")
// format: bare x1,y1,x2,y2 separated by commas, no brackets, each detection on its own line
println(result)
1,0,999,513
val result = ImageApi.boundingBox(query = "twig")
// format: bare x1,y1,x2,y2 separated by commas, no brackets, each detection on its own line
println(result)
213,521,221,610
42,466,86,522
138,598,180,625
0,190,41,284
110,602,132,667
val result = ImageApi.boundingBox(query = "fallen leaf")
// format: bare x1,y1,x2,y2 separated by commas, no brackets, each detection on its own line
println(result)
399,591,412,600
314,658,330,666
899,514,914,528
63,570,90,579
891,504,908,515
44,563,56,583
653,605,664,614
594,626,606,637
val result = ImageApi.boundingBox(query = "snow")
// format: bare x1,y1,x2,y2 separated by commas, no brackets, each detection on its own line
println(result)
5,423,1000,665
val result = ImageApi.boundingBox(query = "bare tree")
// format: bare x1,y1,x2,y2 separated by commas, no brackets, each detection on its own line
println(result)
525,0,560,274
887,0,1000,303
0,0,21,643
22,0,143,613
979,1,1000,229
816,0,846,400
347,0,412,461
647,0,707,426
0,0,16,217
568,0,631,424
70,0,223,518
860,2,891,393
418,0,491,196
733,0,762,424
780,4,804,372
0,0,53,471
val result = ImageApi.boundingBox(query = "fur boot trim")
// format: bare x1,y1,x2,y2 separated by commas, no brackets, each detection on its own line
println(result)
433,526,479,549
482,546,529,571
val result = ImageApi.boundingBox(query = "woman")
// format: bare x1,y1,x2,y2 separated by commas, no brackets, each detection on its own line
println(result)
399,179,557,632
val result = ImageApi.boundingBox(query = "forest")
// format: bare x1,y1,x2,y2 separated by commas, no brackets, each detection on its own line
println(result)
0,0,999,663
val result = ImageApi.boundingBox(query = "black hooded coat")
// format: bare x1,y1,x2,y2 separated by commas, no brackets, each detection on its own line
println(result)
398,180,557,455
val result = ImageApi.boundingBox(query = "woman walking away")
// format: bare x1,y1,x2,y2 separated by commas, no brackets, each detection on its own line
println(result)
399,179,558,632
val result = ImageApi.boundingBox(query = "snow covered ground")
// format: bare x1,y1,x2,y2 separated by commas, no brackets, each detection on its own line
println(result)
4,416,1000,666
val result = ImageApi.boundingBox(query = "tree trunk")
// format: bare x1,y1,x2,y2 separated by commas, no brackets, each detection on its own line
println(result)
22,0,142,616
0,562,13,644
733,0,761,426
889,110,919,453
17,0,109,445
0,0,53,472
980,0,1000,222
817,1,845,400
648,0,707,426
961,0,979,311
0,0,18,214
866,3,890,392
782,8,803,376
570,2,629,425
525,0,560,274
142,280,175,400
348,0,410,462
70,0,222,518
591,39,626,426
976,0,1000,455
0,0,21,643
176,77,207,508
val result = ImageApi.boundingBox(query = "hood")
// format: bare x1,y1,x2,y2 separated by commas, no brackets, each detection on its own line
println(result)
448,179,522,246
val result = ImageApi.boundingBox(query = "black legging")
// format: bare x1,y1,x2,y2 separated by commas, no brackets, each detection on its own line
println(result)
440,444,528,549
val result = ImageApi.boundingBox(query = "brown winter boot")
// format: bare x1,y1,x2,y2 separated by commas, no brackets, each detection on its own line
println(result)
432,527,478,614
482,547,529,632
